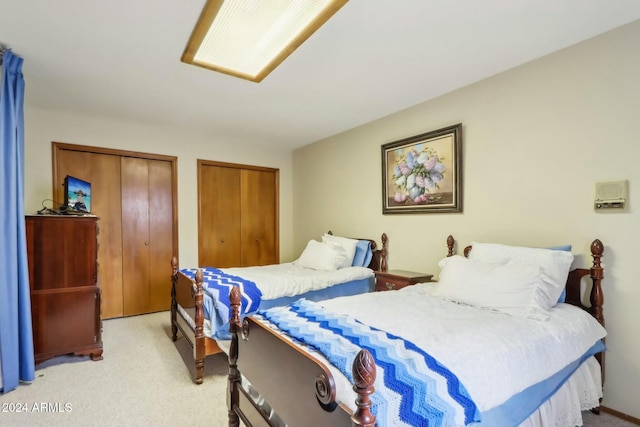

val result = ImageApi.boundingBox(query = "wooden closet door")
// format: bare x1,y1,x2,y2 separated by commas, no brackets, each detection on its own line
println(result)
121,157,174,316
147,159,174,313
54,150,124,319
121,157,150,316
89,153,124,319
90,155,124,318
198,160,278,268
53,143,177,319
198,164,241,267
240,169,278,266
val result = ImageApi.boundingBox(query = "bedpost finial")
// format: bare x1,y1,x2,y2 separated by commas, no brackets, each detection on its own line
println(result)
353,349,375,388
230,285,242,306
195,269,204,284
229,286,242,333
447,235,455,257
380,233,389,272
352,349,376,427
591,239,604,256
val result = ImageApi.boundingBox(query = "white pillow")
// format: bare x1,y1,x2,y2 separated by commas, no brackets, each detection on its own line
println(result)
468,242,574,310
293,240,349,271
433,255,547,318
322,234,358,269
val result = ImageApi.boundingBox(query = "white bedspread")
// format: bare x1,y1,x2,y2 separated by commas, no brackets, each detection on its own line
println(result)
257,282,606,414
221,263,373,300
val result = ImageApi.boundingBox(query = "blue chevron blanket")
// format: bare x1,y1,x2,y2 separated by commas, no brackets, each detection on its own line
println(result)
180,268,261,340
259,299,480,427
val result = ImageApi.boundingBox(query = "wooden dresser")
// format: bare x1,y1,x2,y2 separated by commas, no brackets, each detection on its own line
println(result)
25,215,103,364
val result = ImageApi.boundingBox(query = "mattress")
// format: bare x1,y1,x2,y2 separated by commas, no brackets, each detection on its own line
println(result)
220,263,374,300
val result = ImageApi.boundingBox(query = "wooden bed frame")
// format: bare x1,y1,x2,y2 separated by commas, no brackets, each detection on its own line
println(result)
170,232,389,384
227,235,605,427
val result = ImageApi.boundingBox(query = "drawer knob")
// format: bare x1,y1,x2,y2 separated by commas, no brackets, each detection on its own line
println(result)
385,282,395,290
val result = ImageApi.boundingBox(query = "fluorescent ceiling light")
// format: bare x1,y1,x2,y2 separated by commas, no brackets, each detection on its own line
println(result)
182,0,349,83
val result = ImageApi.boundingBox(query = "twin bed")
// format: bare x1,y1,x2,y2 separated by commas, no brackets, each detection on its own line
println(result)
226,235,606,427
170,232,389,384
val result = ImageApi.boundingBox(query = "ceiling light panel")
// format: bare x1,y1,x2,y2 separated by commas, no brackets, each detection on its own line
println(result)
182,0,348,82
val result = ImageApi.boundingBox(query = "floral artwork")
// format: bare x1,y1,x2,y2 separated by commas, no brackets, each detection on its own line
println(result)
391,145,446,205
382,124,462,214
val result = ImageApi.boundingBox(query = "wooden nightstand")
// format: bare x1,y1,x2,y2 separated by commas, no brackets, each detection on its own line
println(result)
375,270,433,292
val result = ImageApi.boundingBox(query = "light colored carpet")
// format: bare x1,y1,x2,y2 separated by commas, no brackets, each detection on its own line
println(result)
0,311,636,427
0,311,230,427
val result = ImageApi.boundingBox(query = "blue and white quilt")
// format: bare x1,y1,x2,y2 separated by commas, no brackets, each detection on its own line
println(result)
257,285,607,427
259,299,480,427
180,268,261,340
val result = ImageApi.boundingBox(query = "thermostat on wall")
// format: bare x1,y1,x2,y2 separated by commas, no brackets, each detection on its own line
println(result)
594,180,628,210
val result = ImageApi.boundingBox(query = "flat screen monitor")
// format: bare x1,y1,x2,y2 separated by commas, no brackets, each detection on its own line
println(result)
63,175,91,214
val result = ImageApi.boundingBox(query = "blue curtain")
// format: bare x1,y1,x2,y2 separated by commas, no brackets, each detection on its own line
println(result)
0,49,35,393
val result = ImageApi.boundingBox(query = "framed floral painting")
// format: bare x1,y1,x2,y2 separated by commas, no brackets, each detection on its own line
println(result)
382,123,462,214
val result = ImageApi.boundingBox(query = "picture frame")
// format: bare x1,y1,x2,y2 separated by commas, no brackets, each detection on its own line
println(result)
382,123,462,214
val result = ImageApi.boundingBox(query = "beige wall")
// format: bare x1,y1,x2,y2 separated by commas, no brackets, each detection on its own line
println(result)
293,20,640,418
23,108,295,266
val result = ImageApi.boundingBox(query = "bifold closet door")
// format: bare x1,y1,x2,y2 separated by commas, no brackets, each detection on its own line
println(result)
198,161,279,268
88,154,124,319
121,157,174,316
198,165,242,267
240,169,278,266
54,149,124,319
53,142,178,319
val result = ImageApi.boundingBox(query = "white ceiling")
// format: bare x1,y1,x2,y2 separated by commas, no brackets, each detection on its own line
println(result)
3,0,640,150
